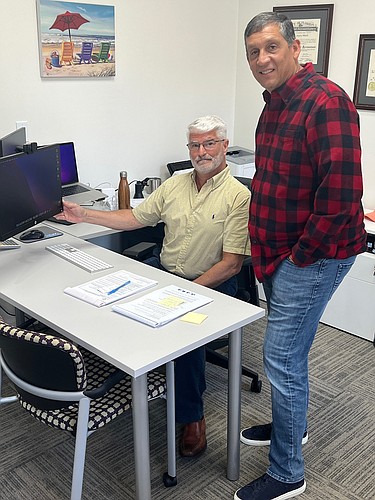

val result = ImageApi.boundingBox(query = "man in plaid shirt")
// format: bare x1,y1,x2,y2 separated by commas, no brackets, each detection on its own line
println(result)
235,11,367,500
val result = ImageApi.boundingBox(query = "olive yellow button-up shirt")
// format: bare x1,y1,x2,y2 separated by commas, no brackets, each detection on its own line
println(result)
132,167,250,280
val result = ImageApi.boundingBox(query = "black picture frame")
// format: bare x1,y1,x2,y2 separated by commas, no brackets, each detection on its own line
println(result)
353,34,375,110
273,4,334,76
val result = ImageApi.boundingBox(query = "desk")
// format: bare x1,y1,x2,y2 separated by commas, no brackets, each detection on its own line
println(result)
0,229,264,499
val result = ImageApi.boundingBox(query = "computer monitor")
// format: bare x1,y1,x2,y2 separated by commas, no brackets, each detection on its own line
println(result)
0,144,63,241
0,127,27,157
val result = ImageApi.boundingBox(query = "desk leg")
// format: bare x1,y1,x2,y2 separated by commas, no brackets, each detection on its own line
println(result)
227,327,242,480
164,361,177,485
132,374,151,500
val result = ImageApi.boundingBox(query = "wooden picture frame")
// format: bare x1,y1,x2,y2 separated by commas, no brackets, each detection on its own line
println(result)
353,35,375,110
273,4,334,76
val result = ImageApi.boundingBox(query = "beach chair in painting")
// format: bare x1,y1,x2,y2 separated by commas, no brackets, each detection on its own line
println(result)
77,42,93,64
92,42,111,63
60,41,74,65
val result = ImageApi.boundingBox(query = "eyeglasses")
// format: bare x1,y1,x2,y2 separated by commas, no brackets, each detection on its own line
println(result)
186,139,225,152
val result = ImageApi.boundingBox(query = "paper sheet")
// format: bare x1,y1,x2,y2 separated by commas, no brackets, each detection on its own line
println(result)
64,270,157,307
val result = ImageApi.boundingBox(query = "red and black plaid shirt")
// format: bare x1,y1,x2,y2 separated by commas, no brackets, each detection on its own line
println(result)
249,63,367,282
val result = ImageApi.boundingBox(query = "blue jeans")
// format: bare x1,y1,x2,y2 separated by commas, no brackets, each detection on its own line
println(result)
262,256,355,483
144,255,238,423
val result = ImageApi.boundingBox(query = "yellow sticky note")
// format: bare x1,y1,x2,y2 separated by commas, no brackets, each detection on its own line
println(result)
159,296,185,308
180,312,208,324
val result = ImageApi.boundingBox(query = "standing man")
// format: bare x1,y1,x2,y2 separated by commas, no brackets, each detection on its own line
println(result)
56,115,250,459
235,12,367,500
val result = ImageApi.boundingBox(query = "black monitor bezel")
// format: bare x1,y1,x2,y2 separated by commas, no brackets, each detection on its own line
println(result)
0,144,63,241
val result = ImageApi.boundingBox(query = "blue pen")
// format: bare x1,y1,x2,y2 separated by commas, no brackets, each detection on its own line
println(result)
107,280,131,295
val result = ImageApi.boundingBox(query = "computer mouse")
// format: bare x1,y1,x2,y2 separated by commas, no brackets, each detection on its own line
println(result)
19,229,45,241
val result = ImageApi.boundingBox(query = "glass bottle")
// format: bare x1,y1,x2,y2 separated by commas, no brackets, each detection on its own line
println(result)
118,171,131,209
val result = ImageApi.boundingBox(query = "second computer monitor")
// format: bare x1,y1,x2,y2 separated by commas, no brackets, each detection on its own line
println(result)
0,127,27,157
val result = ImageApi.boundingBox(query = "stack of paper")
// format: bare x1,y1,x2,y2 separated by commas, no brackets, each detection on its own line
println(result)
112,284,213,327
64,270,157,307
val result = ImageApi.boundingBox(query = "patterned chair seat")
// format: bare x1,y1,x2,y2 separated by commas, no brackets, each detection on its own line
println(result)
0,320,168,499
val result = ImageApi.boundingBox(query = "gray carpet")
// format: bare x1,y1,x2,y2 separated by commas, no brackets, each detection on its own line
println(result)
0,303,374,499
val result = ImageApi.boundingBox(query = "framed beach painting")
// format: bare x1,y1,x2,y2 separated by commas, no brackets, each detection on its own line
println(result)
36,0,115,78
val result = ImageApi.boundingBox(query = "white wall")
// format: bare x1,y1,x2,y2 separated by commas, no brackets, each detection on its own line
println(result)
235,0,375,209
2,1,374,208
1,0,239,193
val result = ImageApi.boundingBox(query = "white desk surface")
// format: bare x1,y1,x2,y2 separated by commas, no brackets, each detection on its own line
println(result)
1,230,264,378
48,220,121,240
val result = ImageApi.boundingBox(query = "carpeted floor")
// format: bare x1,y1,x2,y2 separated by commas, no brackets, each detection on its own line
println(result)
0,303,374,499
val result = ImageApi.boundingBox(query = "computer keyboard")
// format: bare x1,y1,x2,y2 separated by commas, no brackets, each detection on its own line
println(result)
45,243,114,273
62,184,89,196
0,238,20,250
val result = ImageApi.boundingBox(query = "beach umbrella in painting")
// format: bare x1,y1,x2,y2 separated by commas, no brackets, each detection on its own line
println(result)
49,11,90,43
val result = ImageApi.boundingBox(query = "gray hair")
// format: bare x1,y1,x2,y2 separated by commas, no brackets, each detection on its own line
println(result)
187,115,227,140
244,12,296,47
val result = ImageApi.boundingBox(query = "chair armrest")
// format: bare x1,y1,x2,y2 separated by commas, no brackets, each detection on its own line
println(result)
84,369,127,399
122,242,157,261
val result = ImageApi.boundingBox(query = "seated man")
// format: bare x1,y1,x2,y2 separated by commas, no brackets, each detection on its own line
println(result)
56,115,250,458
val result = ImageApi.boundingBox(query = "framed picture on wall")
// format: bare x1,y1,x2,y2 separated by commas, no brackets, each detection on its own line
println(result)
353,34,375,110
273,4,334,76
36,0,115,78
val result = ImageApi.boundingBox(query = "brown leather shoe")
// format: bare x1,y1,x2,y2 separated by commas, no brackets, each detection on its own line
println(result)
179,416,207,458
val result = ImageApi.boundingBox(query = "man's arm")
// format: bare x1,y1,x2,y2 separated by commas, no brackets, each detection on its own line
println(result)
193,252,245,288
55,200,145,231
292,95,364,265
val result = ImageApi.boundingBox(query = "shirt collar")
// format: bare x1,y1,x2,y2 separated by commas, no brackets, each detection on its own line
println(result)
262,62,315,105
191,165,231,189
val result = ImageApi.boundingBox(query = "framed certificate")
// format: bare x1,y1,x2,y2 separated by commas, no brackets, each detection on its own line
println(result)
353,34,375,110
273,4,334,76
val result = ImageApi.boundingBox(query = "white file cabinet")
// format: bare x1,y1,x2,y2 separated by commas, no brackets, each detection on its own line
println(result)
321,216,375,342
321,251,375,342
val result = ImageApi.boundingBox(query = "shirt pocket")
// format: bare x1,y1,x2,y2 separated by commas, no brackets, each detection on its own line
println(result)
271,126,306,170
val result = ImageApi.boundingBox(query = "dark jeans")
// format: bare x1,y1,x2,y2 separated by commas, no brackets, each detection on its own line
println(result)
144,255,237,423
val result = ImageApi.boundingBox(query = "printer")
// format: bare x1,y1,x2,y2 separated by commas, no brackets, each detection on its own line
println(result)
226,146,255,179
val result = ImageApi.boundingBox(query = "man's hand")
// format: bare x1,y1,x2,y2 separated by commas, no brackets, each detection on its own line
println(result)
55,200,87,223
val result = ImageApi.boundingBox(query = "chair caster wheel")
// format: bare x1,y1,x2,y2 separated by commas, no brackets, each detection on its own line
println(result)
163,472,177,487
250,379,262,393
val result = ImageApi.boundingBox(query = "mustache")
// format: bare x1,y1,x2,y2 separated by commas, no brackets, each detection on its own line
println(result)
196,154,212,161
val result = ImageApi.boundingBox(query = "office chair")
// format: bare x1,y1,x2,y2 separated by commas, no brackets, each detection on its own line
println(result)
0,319,174,499
122,245,262,393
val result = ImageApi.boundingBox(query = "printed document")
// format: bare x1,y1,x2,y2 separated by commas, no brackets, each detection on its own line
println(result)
64,270,157,307
112,284,213,327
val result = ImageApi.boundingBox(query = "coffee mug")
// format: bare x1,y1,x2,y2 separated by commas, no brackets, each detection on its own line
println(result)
146,177,161,193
